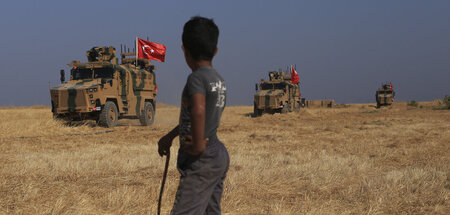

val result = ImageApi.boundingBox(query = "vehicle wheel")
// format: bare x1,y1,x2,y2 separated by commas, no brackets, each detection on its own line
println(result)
253,103,263,117
294,101,300,112
254,109,263,117
98,101,118,127
281,103,288,114
140,102,155,126
288,101,293,112
53,113,64,119
53,114,72,123
258,109,263,116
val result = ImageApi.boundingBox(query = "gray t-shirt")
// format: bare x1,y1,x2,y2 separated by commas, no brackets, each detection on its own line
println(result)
179,66,226,142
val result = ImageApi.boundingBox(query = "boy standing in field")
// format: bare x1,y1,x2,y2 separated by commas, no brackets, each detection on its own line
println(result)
158,16,229,215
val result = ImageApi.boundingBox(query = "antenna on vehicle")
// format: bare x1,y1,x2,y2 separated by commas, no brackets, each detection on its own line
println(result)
60,70,65,83
147,36,149,41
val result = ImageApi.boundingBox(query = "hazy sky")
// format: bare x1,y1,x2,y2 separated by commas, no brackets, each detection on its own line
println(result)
1,0,449,106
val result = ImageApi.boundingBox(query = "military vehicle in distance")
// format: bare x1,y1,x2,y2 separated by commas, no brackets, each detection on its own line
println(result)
50,46,158,127
253,71,301,117
375,83,395,108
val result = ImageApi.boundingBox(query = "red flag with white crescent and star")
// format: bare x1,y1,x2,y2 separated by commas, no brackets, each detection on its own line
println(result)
136,38,166,62
291,65,299,84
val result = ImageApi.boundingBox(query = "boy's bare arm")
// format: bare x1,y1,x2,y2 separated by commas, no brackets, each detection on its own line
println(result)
183,93,208,155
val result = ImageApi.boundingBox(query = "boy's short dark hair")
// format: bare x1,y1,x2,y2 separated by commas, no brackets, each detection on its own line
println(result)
182,16,219,61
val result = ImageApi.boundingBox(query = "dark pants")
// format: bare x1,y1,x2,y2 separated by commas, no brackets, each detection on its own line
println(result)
171,135,229,215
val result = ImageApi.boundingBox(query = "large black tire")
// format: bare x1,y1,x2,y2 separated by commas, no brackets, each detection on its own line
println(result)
53,113,65,119
254,109,263,117
139,102,155,126
281,102,289,114
253,103,263,117
288,101,293,112
294,101,301,112
255,109,263,117
98,101,118,128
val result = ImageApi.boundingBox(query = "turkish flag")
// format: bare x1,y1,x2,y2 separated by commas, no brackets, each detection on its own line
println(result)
137,38,166,62
291,65,299,84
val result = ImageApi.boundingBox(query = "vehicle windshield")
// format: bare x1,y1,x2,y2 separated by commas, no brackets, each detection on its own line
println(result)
71,68,115,80
379,91,393,95
261,83,286,90
72,68,93,80
93,68,114,79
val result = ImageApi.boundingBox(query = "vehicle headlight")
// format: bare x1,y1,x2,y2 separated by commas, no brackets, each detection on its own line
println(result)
86,88,98,92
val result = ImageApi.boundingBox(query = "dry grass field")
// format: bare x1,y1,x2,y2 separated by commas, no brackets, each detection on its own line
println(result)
0,102,449,214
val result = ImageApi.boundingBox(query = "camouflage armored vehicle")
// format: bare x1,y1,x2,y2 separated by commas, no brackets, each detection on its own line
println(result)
375,83,395,108
50,46,158,127
253,71,301,117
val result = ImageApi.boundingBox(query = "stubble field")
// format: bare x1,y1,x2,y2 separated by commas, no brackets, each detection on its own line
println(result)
0,102,449,214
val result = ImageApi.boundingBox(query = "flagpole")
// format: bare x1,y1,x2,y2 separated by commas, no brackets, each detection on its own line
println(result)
135,37,138,68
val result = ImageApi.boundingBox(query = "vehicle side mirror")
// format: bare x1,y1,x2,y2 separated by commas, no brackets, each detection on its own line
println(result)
60,70,65,83
101,78,107,85
255,83,258,91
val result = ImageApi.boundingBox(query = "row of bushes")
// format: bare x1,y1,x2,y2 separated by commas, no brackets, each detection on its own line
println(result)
445,95,450,109
407,95,450,109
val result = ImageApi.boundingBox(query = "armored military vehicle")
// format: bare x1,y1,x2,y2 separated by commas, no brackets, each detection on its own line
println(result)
50,46,158,127
376,83,395,108
253,71,301,117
